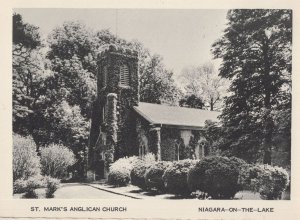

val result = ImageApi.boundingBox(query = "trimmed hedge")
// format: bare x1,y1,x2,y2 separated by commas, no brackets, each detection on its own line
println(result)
163,160,197,196
130,153,156,190
109,156,139,174
107,156,139,187
188,156,247,199
108,168,131,187
145,161,171,192
130,159,149,190
240,164,289,200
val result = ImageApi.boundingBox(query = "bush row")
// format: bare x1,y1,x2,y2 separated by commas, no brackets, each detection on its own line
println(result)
107,155,289,200
13,175,60,198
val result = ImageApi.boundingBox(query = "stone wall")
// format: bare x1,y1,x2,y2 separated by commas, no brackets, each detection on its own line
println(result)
160,127,195,161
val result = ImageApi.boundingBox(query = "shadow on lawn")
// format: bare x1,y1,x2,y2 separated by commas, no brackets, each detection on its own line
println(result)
129,189,193,199
129,189,144,193
164,195,195,200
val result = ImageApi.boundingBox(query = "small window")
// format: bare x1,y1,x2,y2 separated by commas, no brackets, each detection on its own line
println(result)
119,64,130,86
103,66,108,87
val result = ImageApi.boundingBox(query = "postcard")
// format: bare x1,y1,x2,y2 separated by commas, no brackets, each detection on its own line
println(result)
0,0,299,219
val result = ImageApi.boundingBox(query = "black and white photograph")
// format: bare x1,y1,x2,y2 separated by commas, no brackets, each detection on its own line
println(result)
11,8,292,201
1,0,300,219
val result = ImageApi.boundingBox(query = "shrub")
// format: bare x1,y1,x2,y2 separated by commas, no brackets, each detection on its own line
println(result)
108,168,131,187
163,160,197,196
109,156,139,173
240,164,289,200
23,176,43,198
13,134,41,181
107,156,139,187
45,176,60,198
145,161,171,192
187,156,247,199
40,144,76,179
13,175,45,195
13,179,28,194
130,153,156,190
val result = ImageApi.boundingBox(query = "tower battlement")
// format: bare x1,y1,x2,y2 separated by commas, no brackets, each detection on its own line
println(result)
98,44,138,59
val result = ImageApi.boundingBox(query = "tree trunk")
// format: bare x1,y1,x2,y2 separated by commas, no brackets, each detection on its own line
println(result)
262,38,273,165
210,98,214,111
263,115,273,164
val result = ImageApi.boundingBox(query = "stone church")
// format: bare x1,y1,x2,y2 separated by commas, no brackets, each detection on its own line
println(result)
88,45,220,179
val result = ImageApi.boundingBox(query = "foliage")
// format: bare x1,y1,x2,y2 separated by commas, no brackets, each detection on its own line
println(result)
138,53,182,105
240,164,289,200
13,175,60,198
200,120,222,155
130,153,156,190
212,10,292,164
12,16,181,178
109,156,139,173
13,179,28,194
179,94,204,109
130,160,148,190
107,156,139,187
187,156,247,199
144,161,171,192
13,13,41,48
13,134,41,181
179,62,227,110
40,144,76,179
95,33,183,105
107,168,131,187
163,160,197,196
23,178,40,198
14,176,44,195
104,93,118,166
21,175,46,198
45,176,61,198
13,14,52,148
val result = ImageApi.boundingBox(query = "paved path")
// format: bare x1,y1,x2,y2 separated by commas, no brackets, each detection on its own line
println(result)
54,183,134,199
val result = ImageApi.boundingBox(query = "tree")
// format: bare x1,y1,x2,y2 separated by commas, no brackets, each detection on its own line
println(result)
180,62,227,111
138,53,182,105
179,94,204,109
13,13,41,49
212,10,292,164
12,13,52,148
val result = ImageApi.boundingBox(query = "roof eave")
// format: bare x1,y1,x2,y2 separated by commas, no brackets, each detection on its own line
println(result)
133,106,155,124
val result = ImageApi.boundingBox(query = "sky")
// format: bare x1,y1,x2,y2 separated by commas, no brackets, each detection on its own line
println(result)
14,8,228,77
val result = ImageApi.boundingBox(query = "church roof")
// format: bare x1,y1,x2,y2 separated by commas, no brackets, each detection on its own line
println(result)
133,102,220,129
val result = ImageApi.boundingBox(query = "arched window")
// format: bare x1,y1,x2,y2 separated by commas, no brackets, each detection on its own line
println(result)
175,143,180,161
119,64,130,86
139,144,146,158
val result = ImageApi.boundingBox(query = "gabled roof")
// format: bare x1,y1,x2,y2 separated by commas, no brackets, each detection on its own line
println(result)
133,102,220,129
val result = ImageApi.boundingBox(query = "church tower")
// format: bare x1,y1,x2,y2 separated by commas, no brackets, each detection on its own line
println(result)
88,44,139,180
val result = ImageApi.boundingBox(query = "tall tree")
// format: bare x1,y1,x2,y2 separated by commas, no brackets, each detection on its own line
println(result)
212,10,292,164
138,53,182,105
13,13,49,146
180,62,227,111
